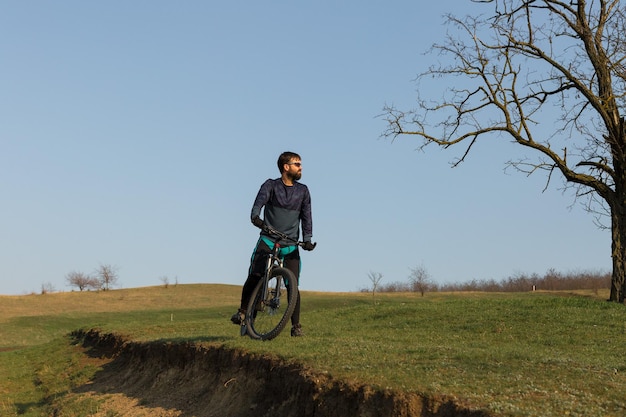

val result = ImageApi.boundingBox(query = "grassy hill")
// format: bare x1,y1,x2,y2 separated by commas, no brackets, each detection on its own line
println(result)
1,285,625,416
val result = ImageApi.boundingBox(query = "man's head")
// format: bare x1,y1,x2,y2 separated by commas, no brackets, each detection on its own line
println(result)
277,151,302,182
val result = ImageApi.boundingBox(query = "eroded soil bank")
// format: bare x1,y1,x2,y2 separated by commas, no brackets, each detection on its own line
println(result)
70,329,492,417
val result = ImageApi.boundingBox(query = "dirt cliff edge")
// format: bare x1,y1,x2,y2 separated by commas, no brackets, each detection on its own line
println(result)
70,329,491,417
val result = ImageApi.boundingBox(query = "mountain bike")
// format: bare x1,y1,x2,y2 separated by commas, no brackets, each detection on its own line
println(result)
243,227,313,340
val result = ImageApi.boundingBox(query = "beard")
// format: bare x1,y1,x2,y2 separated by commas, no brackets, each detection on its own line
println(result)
287,171,302,181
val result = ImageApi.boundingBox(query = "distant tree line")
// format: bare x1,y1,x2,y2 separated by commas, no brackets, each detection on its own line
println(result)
66,264,119,291
363,268,610,295
437,269,610,293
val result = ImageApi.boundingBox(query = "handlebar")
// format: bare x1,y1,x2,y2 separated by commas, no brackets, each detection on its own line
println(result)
259,224,317,249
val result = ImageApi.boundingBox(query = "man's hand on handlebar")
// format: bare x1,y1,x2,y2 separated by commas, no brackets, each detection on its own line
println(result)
302,241,316,251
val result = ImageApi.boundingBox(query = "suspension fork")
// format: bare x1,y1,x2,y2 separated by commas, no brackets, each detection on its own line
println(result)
261,241,283,300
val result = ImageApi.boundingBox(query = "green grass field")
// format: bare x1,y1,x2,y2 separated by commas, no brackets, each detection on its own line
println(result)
1,285,625,416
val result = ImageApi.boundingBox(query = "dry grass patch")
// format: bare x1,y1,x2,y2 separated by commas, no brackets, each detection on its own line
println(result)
0,284,240,321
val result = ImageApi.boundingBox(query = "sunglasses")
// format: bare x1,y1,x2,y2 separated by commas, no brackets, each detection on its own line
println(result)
288,162,302,167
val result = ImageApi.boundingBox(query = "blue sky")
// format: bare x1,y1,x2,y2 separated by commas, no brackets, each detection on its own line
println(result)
0,1,609,295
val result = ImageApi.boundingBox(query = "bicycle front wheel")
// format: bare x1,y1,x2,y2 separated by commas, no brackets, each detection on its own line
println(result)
245,267,298,341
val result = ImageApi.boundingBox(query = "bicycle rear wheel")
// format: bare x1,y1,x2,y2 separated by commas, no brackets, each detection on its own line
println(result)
245,267,298,340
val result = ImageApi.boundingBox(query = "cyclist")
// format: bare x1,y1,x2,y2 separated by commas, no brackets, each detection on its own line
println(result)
231,151,316,337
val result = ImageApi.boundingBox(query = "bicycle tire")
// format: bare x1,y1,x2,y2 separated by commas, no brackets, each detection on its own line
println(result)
245,267,298,340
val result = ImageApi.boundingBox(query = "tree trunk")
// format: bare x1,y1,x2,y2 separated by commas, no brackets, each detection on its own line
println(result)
608,119,626,303
610,179,626,303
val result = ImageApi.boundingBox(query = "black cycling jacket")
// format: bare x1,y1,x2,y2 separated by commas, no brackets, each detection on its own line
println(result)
251,178,313,244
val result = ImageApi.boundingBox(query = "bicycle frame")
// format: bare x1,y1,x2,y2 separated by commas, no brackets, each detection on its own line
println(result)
261,225,305,282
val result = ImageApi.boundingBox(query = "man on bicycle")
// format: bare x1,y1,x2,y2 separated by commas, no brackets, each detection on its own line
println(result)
231,151,316,337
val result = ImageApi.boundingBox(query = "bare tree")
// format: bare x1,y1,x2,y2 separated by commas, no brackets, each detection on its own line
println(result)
96,264,119,291
382,0,626,302
409,265,433,296
66,271,99,291
40,282,55,295
368,271,384,303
